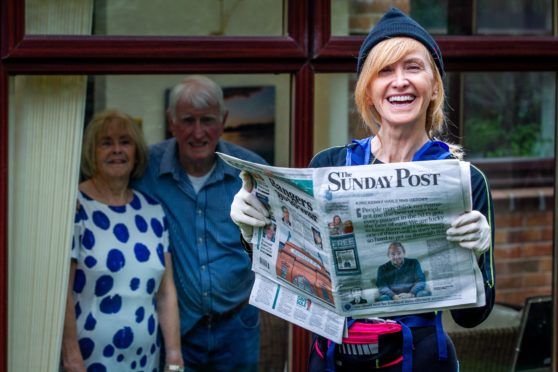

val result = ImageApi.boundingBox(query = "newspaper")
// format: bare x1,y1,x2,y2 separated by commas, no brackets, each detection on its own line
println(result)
218,153,486,342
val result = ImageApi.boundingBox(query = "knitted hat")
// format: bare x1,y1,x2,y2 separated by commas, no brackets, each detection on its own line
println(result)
356,8,444,77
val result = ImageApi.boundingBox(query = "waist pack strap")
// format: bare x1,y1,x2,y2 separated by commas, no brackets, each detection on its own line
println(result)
325,339,335,372
435,312,448,360
395,312,447,361
398,321,413,372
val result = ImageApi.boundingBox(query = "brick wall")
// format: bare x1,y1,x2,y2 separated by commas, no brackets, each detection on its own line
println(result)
492,187,553,306
349,0,410,34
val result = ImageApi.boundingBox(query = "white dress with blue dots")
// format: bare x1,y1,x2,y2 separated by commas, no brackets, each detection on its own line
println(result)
72,190,169,372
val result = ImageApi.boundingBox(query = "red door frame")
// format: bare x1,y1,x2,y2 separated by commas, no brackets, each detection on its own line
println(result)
2,1,558,371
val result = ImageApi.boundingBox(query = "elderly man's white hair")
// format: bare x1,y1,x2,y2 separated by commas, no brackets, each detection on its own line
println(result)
167,75,225,120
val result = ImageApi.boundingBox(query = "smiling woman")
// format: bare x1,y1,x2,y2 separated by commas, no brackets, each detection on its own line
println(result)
307,8,494,369
79,110,146,204
62,109,184,372
230,7,495,372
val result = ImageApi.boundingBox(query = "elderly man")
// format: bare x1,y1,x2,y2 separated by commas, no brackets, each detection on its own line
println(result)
135,75,266,371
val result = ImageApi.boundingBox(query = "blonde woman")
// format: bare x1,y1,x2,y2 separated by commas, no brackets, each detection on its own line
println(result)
231,8,494,372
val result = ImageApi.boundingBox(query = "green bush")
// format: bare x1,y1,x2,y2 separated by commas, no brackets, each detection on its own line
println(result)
465,118,543,158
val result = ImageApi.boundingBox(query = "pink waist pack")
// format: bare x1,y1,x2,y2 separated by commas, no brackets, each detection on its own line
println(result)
319,319,404,371
310,313,447,372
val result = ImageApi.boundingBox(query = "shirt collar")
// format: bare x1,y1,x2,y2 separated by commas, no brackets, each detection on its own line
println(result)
158,138,181,179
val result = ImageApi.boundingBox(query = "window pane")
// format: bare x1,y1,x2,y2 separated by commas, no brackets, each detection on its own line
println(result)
87,74,291,166
314,73,354,152
332,0,553,36
476,0,552,35
455,71,555,329
332,0,449,36
409,0,448,34
461,72,555,160
26,0,287,36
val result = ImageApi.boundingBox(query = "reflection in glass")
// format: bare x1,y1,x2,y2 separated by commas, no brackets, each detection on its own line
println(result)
221,86,276,164
331,0,449,36
25,0,93,35
26,0,286,36
332,0,553,36
455,71,555,336
410,0,448,35
87,74,290,166
476,0,552,35
462,72,555,159
314,73,366,154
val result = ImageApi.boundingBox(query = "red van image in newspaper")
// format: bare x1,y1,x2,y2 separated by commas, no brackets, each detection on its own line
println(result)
276,242,334,305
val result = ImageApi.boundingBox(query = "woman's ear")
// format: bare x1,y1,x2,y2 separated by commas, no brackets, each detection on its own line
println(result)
365,91,374,106
365,85,374,106
431,80,439,100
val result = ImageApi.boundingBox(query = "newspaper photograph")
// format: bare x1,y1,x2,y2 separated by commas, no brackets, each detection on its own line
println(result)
218,153,485,322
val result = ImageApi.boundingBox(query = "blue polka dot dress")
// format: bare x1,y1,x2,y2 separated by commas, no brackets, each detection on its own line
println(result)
71,190,169,372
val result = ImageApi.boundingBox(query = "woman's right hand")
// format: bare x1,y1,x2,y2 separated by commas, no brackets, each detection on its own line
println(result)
230,171,270,241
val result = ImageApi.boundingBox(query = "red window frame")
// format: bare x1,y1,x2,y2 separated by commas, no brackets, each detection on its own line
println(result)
1,0,558,370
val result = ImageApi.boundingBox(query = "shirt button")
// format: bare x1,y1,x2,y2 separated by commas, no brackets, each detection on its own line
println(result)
203,292,208,297
197,209,203,215
201,265,206,271
197,237,203,244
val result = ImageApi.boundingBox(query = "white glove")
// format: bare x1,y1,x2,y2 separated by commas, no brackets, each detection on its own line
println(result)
446,210,491,257
230,171,270,241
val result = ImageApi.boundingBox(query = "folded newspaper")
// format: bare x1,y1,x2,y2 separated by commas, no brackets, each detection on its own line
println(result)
218,153,486,343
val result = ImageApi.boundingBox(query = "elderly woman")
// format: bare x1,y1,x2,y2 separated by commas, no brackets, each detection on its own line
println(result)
62,110,184,372
231,8,494,372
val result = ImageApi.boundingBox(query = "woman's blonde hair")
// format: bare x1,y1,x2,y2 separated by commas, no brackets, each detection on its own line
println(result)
80,109,148,180
355,38,446,136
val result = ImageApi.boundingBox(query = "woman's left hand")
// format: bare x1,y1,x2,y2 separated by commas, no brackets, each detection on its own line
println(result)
446,210,491,257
